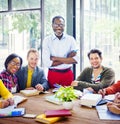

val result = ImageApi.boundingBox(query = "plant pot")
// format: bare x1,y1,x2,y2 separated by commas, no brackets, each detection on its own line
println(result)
62,101,73,110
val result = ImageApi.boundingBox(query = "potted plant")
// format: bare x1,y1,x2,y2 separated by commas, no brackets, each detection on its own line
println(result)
55,86,77,109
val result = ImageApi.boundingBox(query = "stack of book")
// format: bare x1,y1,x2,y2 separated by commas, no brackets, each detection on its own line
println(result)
35,109,72,124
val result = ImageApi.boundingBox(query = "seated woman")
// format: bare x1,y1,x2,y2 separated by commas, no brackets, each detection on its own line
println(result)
0,53,22,93
0,80,14,108
107,92,120,114
98,80,120,96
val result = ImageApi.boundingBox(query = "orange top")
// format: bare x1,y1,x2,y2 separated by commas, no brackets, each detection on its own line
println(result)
106,80,120,95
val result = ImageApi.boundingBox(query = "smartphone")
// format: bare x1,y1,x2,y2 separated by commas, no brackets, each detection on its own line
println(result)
23,114,37,118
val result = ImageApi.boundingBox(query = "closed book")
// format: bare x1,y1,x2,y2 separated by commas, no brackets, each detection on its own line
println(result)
20,89,40,96
35,114,63,124
45,109,72,117
45,95,62,105
80,93,102,107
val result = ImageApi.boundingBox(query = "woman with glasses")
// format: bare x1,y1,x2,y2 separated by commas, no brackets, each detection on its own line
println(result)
0,53,22,93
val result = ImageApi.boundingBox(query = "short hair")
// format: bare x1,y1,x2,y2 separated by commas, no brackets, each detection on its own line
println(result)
4,53,23,69
52,16,65,24
87,49,102,59
27,48,39,58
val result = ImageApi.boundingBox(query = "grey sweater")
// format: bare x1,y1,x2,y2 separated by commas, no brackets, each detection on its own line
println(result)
74,66,115,92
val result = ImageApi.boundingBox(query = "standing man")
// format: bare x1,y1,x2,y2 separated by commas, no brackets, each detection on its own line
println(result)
16,48,49,92
71,49,115,92
42,16,79,88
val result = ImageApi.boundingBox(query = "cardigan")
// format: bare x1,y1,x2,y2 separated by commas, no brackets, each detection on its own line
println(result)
105,80,120,95
16,66,49,91
74,66,115,92
0,80,13,108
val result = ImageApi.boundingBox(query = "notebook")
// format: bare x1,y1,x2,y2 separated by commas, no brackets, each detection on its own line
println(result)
13,95,27,106
20,89,40,96
80,93,102,107
0,107,25,118
44,109,72,117
96,105,120,120
45,95,62,105
35,114,64,124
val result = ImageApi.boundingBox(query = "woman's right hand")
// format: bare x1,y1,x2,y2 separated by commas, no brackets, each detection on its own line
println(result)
98,89,106,97
107,102,120,114
2,98,14,108
2,100,10,108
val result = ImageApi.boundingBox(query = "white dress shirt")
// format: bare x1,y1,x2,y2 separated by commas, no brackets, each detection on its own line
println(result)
42,33,79,69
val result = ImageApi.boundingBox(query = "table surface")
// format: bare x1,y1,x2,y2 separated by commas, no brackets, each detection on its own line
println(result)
0,91,120,124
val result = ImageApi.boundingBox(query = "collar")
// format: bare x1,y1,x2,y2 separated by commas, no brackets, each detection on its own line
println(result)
52,33,66,40
3,70,15,77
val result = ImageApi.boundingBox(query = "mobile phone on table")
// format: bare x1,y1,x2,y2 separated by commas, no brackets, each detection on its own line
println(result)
23,114,37,118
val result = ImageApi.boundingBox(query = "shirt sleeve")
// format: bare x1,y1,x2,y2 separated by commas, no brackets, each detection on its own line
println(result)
70,37,79,63
105,80,120,94
42,37,53,68
0,80,13,99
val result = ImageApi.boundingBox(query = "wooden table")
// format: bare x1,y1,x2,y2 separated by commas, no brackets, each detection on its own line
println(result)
0,92,120,124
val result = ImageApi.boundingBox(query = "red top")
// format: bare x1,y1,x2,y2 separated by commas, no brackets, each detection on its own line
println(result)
106,80,120,94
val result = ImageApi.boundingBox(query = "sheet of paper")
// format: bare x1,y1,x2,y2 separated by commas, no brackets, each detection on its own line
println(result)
0,105,15,114
96,105,120,120
104,94,115,101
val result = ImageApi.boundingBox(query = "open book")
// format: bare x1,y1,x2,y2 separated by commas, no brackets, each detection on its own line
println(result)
80,93,115,107
80,93,102,107
45,95,62,105
13,95,27,106
20,89,41,96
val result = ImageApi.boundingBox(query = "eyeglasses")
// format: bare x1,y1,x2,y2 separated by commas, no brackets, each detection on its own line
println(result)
9,61,21,67
53,24,65,27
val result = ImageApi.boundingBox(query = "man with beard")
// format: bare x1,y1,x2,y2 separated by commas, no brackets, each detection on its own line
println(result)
42,16,79,88
71,49,115,93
